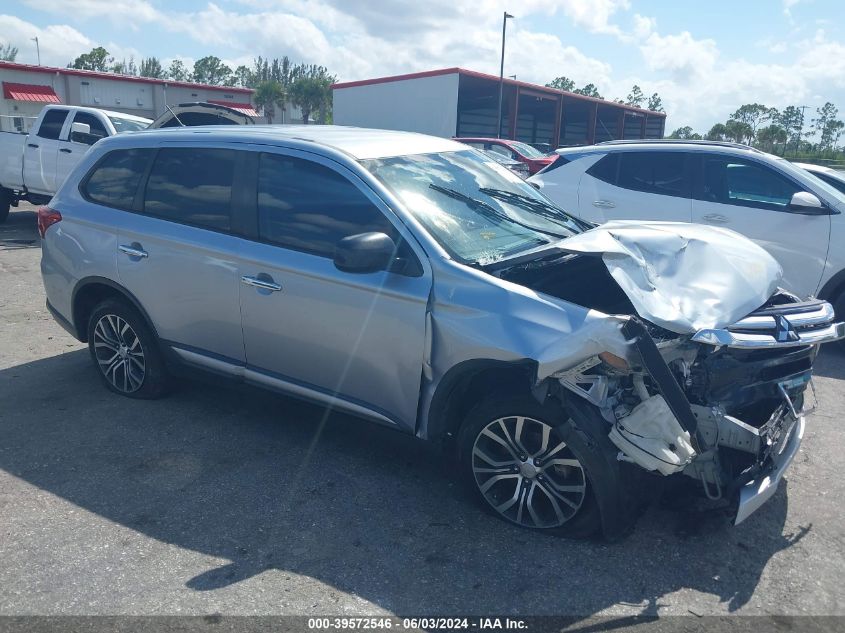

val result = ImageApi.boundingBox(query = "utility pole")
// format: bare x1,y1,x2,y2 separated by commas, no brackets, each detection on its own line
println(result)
31,37,40,65
794,104,810,155
496,11,514,139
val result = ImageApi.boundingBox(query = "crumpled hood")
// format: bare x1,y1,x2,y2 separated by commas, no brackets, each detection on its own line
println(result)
558,221,783,334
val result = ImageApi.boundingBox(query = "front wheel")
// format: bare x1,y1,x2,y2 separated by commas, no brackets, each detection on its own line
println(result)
457,394,601,537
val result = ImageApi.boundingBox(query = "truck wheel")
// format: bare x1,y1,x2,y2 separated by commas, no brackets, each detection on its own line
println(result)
87,298,171,399
0,188,11,223
457,394,601,538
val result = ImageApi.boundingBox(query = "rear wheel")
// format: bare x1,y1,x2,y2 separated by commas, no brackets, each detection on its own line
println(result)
87,299,170,399
458,394,601,537
0,188,11,223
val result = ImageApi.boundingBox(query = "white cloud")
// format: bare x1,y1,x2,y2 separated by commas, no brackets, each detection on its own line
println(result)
0,14,93,66
639,31,719,82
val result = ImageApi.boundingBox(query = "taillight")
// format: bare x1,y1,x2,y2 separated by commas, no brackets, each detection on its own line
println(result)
37,205,62,238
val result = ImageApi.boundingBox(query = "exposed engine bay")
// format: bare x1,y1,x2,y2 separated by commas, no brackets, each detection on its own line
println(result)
494,248,833,524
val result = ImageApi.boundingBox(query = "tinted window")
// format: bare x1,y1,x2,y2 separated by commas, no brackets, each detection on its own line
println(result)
257,153,398,258
71,111,108,145
143,148,235,230
702,157,800,210
489,144,518,160
84,149,152,210
617,152,689,197
36,109,69,140
815,172,845,195
586,154,618,184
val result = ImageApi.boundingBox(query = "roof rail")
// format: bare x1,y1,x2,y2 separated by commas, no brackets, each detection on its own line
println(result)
596,139,763,153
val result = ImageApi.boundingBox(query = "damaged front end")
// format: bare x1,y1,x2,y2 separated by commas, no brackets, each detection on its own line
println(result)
550,297,841,525
491,222,845,526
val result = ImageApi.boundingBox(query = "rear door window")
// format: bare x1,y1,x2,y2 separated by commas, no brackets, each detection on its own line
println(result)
36,109,69,140
616,151,690,197
701,157,800,211
83,148,153,210
143,148,235,231
585,154,619,184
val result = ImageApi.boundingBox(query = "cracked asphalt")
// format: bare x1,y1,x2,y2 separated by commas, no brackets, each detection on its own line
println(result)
0,203,843,618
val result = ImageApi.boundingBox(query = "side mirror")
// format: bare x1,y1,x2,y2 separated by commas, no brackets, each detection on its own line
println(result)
334,232,396,274
789,191,827,214
70,122,102,145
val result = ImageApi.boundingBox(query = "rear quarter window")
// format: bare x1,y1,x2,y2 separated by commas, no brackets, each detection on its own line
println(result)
82,148,153,210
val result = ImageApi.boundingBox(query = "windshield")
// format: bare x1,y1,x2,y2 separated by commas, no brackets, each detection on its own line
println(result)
773,156,845,205
108,116,151,133
509,141,546,158
362,150,584,265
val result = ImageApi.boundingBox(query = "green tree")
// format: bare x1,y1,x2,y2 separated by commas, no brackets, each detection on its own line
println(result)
192,56,232,86
166,59,191,82
573,83,602,99
70,46,113,71
111,56,137,76
812,102,845,151
755,124,788,154
253,80,286,123
289,71,335,124
647,92,664,112
0,42,18,62
775,106,805,153
230,65,253,88
706,123,728,141
139,57,164,78
668,126,699,139
725,118,753,143
730,103,771,138
546,76,575,91
625,85,644,108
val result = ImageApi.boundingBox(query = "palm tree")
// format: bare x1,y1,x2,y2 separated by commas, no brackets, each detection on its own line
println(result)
253,81,286,124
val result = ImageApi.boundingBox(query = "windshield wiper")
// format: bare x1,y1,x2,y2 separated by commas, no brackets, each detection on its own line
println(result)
477,188,593,231
428,184,568,238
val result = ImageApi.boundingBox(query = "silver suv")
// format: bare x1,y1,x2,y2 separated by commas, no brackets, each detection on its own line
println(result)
40,126,844,537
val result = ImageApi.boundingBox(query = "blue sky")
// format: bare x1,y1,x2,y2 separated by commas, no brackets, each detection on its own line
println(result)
3,0,844,131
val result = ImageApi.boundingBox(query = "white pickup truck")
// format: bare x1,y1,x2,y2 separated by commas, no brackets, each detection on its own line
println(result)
0,105,151,222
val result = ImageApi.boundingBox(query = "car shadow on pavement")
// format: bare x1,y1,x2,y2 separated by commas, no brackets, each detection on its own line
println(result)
0,349,810,615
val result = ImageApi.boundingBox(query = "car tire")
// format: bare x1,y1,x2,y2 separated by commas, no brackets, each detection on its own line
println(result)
0,188,11,223
457,393,602,538
87,298,170,399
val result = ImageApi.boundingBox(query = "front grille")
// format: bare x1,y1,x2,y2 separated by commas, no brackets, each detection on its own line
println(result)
692,299,844,349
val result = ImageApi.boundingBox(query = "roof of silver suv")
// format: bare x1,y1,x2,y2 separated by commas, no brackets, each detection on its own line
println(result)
112,124,466,160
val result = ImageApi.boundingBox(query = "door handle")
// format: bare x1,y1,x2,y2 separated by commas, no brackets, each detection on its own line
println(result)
118,244,148,258
702,213,729,223
27,143,39,149
593,200,616,208
59,148,72,154
241,275,282,292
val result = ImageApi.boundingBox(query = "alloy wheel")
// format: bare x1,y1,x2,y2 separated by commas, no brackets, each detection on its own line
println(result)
471,415,586,528
93,314,146,393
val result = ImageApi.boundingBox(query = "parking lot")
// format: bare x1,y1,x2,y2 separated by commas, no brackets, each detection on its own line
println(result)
1,203,844,618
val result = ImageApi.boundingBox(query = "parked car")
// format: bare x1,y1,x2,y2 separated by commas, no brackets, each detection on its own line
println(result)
530,140,845,316
40,126,843,537
794,162,845,195
455,137,557,175
478,147,530,178
148,101,255,129
0,105,151,220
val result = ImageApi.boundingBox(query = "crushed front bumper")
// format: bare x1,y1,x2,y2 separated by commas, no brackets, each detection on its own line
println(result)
735,414,804,525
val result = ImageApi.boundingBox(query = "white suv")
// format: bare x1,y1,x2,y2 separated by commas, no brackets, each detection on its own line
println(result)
530,140,845,318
